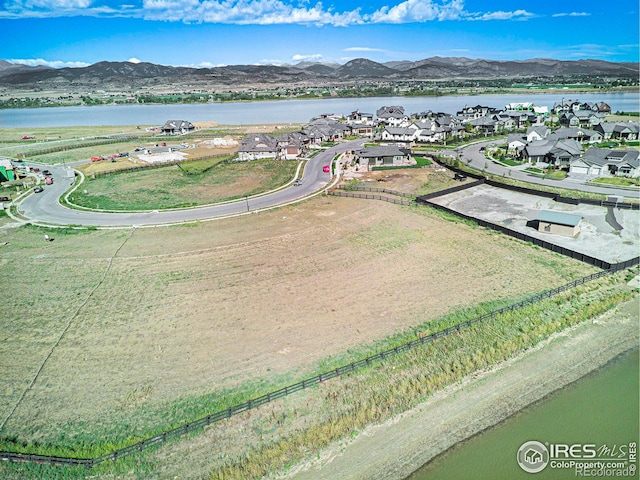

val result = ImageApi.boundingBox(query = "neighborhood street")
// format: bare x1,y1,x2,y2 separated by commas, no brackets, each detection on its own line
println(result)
14,140,365,228
456,141,640,200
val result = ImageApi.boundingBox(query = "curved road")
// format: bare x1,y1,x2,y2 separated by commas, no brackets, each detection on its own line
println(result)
15,140,364,228
12,138,638,228
454,140,640,200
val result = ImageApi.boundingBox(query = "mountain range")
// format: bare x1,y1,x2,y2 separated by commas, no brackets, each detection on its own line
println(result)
1,57,637,90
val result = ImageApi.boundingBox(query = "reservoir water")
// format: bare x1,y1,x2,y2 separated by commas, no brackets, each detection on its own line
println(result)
1,92,638,128
407,348,639,480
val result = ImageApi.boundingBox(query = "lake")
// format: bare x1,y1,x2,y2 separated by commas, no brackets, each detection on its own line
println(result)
1,92,638,128
407,348,639,480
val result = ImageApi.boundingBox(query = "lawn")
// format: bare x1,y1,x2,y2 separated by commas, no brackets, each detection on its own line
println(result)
592,176,640,187
68,158,298,210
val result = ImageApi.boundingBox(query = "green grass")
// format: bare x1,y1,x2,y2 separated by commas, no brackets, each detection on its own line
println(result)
176,156,231,175
592,177,640,187
67,159,298,210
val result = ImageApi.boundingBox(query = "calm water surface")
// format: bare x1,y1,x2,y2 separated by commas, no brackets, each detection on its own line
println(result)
1,93,638,128
407,348,639,480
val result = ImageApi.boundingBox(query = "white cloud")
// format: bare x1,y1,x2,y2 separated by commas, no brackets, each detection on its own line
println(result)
291,53,324,62
8,58,91,68
552,12,590,18
368,0,464,23
344,47,387,53
0,0,539,25
467,9,534,21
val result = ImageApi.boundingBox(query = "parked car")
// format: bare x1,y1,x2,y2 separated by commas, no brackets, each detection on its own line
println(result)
0,196,10,201
45,176,53,185
293,179,302,186
323,165,330,173
33,186,44,193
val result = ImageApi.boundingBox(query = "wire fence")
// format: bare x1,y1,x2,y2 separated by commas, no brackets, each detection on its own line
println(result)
0,267,629,468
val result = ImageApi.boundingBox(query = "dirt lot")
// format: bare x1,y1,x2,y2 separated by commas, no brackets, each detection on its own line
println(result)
429,184,640,264
0,194,596,445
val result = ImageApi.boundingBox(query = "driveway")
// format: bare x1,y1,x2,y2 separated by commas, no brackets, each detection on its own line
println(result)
14,140,364,228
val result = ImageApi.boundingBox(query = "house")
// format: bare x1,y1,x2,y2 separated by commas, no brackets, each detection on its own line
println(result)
354,145,412,169
303,119,352,145
410,121,447,143
238,134,280,161
346,110,375,125
505,102,548,116
526,125,551,142
572,147,640,178
380,126,416,143
529,211,581,238
612,122,640,141
161,120,195,135
507,134,527,153
274,132,309,160
521,140,553,165
467,116,497,134
547,139,583,169
350,124,374,137
376,106,408,126
457,105,498,120
553,127,602,144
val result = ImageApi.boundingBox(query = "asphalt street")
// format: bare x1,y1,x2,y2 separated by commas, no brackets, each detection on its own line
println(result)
15,139,364,228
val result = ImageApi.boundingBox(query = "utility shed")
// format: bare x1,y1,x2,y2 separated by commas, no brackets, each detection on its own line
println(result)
533,210,582,238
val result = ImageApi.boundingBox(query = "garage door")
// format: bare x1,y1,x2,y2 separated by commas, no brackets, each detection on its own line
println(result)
571,166,588,174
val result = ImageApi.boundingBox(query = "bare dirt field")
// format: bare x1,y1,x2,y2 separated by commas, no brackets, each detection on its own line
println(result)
0,194,597,447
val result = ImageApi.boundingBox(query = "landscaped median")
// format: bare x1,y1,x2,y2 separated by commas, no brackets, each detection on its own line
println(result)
64,158,299,211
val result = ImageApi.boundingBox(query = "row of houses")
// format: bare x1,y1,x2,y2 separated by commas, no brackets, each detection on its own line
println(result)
505,123,640,177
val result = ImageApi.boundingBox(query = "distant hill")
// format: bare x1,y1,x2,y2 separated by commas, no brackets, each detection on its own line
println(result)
0,57,637,90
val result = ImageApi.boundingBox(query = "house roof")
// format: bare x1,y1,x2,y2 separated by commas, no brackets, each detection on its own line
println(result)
536,210,582,227
384,127,415,135
355,146,410,158
162,120,194,131
582,147,640,168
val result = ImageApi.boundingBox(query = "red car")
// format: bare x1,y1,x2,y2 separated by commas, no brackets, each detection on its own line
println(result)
323,165,330,173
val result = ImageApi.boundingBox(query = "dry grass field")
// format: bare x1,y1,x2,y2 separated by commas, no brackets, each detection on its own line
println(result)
0,192,598,455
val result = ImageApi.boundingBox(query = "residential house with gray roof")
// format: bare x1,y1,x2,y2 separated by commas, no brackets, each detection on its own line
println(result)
161,120,195,135
354,145,412,170
376,106,408,126
238,133,280,161
570,147,640,178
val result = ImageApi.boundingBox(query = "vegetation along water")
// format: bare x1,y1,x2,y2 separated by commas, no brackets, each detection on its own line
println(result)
408,348,639,480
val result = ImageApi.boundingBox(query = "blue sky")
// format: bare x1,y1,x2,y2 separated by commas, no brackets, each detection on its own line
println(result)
1,0,638,68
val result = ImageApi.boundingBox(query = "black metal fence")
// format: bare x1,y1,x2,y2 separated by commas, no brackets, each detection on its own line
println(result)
328,189,415,206
0,267,630,469
89,154,230,178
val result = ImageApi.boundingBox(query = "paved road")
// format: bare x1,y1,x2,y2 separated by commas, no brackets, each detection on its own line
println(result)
15,140,364,228
451,140,640,200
